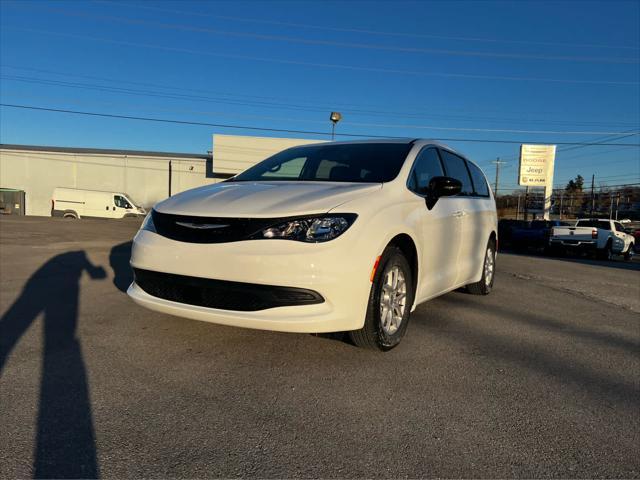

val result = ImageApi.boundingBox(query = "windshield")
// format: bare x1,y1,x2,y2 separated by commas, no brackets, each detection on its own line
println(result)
229,142,413,183
125,195,141,208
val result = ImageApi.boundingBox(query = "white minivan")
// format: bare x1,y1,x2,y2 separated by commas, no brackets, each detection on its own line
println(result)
128,139,497,350
51,188,146,219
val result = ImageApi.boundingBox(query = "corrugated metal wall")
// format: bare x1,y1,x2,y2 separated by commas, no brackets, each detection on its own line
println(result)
0,148,214,216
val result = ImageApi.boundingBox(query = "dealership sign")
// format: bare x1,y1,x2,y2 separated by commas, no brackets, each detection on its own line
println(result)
518,144,556,186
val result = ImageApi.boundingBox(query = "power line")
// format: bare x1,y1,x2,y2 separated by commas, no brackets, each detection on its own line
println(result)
5,26,640,87
554,145,640,162
3,103,640,146
5,74,639,137
6,91,638,165
4,65,639,128
99,1,640,52
490,130,640,164
22,4,640,65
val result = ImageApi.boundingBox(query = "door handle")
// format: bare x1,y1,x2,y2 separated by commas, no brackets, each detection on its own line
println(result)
452,210,466,218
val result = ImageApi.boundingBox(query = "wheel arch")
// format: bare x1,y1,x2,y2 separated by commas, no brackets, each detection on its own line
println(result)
387,233,419,299
489,230,497,249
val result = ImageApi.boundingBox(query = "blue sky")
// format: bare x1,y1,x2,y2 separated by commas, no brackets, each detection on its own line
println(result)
1,0,639,192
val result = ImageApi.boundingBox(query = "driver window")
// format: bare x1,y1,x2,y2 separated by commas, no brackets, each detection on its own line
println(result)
262,156,306,178
407,148,444,193
114,195,131,209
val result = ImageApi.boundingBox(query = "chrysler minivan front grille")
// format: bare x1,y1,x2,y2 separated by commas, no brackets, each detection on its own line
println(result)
134,268,324,311
152,210,276,243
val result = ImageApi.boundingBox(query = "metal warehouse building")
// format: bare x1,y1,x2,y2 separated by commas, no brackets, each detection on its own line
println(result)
0,134,321,217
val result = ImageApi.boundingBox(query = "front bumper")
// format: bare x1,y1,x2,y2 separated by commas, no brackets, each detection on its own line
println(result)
127,229,374,333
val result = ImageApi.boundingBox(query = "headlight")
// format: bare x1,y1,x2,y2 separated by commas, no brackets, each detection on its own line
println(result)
140,211,156,233
254,214,357,242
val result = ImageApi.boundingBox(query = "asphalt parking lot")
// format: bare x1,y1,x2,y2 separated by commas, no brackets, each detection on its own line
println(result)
1,216,639,478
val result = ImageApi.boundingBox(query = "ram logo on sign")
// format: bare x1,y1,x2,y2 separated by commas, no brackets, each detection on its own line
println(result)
518,144,556,186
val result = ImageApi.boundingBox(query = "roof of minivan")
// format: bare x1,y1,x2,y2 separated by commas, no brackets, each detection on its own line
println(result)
298,138,460,150
305,138,471,162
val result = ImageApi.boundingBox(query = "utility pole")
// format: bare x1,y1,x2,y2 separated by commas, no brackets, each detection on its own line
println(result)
609,194,614,220
491,158,507,198
590,174,595,218
559,192,563,220
168,160,173,197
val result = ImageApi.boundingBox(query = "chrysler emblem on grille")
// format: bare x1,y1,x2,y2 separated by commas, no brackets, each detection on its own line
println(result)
176,222,230,230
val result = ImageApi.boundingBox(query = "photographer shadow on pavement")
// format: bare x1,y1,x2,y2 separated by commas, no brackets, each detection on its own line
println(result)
0,251,105,479
109,241,133,293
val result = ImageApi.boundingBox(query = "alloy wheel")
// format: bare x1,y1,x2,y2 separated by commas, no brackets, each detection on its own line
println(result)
484,247,495,287
379,265,407,335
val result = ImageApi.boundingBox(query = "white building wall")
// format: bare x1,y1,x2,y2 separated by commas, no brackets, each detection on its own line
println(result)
0,148,215,216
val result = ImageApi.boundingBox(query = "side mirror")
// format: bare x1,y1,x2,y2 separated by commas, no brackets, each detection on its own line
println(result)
430,176,462,197
421,176,462,209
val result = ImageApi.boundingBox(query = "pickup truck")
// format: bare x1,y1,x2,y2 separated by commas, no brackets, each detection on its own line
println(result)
549,219,635,260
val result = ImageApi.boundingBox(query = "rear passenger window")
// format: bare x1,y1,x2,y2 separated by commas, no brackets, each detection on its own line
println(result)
439,150,474,196
576,220,610,230
407,147,444,193
467,162,490,197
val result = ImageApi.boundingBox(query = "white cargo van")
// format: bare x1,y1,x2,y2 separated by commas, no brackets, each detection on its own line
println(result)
51,188,146,219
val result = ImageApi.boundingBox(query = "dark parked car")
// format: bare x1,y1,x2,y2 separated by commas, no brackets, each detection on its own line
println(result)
497,219,528,250
511,220,571,251
632,228,640,252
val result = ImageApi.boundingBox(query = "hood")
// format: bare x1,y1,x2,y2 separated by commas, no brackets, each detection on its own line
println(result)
155,181,381,217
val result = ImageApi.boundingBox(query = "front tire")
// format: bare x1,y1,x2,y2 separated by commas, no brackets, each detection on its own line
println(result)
349,246,414,351
466,240,496,295
624,243,634,261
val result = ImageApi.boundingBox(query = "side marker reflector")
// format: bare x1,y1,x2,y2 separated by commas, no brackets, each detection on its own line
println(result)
370,255,381,282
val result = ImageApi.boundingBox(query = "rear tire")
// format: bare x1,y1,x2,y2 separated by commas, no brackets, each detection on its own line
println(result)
597,241,613,261
349,246,414,351
544,245,560,257
466,239,496,295
63,212,78,219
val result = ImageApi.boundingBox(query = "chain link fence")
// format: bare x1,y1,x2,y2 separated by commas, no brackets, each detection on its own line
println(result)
495,184,640,221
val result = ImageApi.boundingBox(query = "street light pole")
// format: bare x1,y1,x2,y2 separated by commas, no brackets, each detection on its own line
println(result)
329,111,342,140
